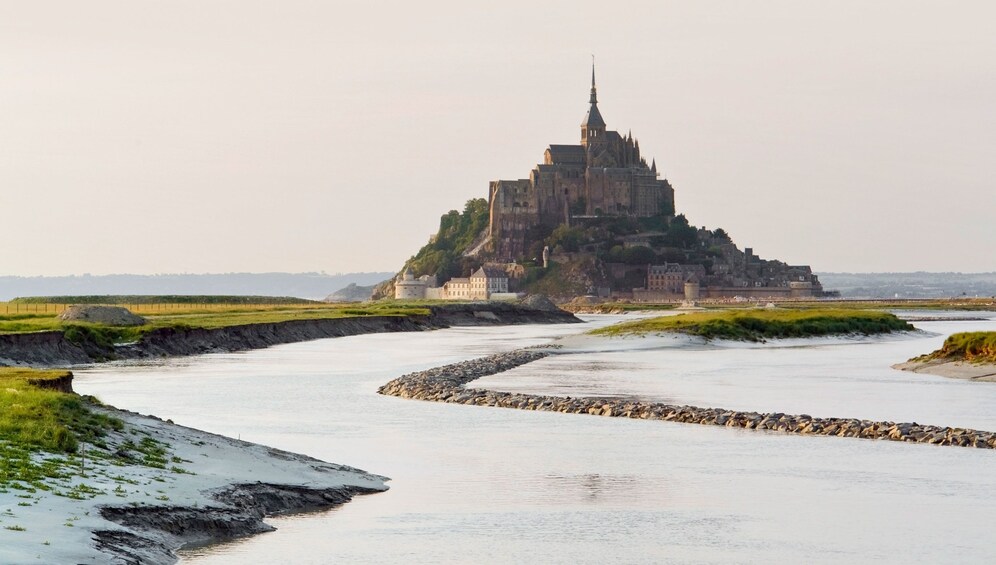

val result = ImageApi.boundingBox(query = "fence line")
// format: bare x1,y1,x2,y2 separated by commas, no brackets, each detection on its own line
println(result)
1,302,323,316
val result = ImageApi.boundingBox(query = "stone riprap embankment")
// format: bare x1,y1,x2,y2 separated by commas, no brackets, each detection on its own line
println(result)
378,350,996,449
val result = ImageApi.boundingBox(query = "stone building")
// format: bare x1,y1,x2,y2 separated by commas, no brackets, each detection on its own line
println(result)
647,263,707,295
394,267,427,300
488,66,675,260
442,277,472,300
395,268,439,300
396,265,511,301
442,266,509,300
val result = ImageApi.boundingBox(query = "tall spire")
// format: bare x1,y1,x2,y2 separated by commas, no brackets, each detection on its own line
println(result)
590,58,598,104
581,57,606,132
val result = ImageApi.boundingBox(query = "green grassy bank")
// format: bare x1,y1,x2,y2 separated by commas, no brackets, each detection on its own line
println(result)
0,300,434,346
0,368,186,505
915,332,996,364
562,302,678,314
0,369,119,454
590,308,914,341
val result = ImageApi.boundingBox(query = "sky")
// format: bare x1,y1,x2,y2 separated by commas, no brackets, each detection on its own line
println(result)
1,0,994,276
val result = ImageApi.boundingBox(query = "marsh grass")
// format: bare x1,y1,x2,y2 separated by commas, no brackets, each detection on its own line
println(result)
917,332,996,363
0,368,125,499
565,302,679,313
0,300,434,344
590,308,913,341
758,298,995,311
0,369,122,453
0,368,195,503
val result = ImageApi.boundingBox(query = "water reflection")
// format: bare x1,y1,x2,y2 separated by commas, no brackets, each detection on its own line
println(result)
72,314,996,564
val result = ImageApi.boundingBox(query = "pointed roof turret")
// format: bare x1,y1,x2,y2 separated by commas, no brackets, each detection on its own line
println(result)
581,61,606,129
651,159,657,174
589,63,598,104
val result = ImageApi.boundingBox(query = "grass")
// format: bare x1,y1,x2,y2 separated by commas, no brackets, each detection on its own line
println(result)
0,300,436,344
0,368,122,453
566,298,995,313
0,368,126,499
10,295,317,305
589,308,914,341
729,298,996,311
562,302,678,313
915,332,996,364
0,368,200,505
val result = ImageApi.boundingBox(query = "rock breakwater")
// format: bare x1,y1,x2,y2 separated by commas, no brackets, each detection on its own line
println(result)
378,350,996,449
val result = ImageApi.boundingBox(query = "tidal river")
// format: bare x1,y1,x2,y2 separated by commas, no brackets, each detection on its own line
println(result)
75,313,996,564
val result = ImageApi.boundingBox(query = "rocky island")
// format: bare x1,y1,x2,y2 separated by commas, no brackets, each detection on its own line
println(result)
380,65,831,303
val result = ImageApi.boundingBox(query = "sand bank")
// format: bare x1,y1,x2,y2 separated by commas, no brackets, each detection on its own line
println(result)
893,359,996,382
0,406,387,564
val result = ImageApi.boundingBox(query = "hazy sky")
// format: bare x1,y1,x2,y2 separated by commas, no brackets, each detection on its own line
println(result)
2,1,994,276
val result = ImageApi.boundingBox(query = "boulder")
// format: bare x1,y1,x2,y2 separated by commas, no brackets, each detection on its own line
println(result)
519,294,562,312
58,305,147,326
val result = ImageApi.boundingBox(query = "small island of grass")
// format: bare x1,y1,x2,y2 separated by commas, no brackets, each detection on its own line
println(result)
915,332,996,364
894,332,996,382
589,308,914,341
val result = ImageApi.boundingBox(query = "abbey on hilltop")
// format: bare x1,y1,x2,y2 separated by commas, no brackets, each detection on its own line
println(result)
389,65,827,302
487,66,675,260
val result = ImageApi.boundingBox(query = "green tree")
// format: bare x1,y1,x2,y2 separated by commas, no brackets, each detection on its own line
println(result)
664,214,698,248
406,198,490,280
547,225,585,252
621,246,657,265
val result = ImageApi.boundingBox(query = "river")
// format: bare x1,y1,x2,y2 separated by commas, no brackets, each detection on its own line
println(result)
74,313,996,564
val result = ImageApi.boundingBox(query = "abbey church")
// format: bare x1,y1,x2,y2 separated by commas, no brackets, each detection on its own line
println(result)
488,66,675,259
390,65,826,302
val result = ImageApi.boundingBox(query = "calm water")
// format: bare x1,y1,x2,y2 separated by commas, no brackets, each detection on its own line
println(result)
74,314,996,564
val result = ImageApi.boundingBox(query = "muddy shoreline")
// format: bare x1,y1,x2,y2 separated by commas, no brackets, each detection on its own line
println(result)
893,358,996,382
0,398,390,565
0,303,578,563
94,481,383,564
0,302,580,367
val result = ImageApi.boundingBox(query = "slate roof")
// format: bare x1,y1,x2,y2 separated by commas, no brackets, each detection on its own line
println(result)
472,266,509,279
581,102,605,128
546,144,586,164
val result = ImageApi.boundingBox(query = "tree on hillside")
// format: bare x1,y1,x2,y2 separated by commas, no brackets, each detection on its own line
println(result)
407,198,490,281
665,214,698,248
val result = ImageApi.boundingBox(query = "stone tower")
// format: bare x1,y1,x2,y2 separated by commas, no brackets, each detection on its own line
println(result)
581,64,606,148
487,66,676,260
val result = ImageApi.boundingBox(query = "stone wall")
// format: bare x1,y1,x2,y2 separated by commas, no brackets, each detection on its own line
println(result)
379,350,996,450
